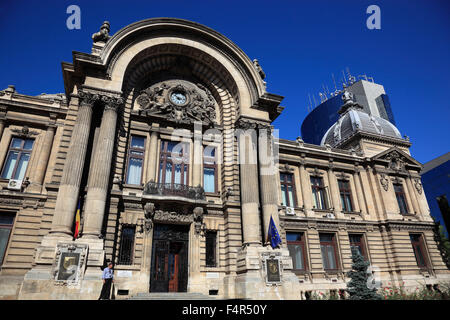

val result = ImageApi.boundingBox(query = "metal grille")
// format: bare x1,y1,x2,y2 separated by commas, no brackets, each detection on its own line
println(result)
205,231,217,267
118,225,135,265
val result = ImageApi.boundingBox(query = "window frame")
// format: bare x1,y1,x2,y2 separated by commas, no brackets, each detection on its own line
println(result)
348,233,367,260
117,224,136,265
125,135,146,185
158,140,190,186
319,233,340,272
311,176,329,210
338,179,354,212
280,172,297,207
1,137,34,180
286,231,308,272
205,230,217,268
0,213,15,266
410,233,429,270
394,183,409,214
203,146,218,195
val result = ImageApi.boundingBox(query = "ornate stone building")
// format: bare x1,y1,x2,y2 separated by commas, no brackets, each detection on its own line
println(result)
0,18,448,300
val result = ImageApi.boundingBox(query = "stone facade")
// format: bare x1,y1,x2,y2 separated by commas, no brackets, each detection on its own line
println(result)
0,18,448,300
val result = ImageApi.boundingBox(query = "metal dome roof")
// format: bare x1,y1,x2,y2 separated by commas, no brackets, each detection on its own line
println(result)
320,90,402,147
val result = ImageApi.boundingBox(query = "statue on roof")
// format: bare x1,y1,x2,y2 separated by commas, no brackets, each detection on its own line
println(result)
92,21,111,43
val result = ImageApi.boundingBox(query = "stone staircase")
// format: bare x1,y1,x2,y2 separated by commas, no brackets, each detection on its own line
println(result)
129,292,217,300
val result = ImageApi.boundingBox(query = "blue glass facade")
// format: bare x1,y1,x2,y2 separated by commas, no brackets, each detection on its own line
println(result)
301,92,396,145
301,94,342,145
380,94,396,126
421,158,450,236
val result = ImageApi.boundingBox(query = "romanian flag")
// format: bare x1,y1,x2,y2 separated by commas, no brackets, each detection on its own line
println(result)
74,201,81,239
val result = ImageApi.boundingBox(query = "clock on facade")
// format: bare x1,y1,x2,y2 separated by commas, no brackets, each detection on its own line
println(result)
170,91,187,105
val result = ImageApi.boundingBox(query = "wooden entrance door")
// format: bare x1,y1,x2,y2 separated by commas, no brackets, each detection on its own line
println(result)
150,224,188,292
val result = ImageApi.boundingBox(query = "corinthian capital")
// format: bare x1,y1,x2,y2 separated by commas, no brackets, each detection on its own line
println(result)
101,95,124,112
78,90,100,107
235,118,258,130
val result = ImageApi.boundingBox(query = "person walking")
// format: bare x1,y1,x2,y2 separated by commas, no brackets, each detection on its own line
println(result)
99,262,114,300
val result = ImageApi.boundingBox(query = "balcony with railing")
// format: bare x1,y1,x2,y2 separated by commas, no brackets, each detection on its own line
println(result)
143,180,206,203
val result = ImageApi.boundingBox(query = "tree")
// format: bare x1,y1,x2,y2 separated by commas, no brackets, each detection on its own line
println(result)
346,247,381,300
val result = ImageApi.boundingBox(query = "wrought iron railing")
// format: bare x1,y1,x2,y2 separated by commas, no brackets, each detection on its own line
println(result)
143,181,205,200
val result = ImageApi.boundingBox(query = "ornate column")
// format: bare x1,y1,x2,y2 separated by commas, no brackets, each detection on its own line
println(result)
299,160,313,216
326,163,343,218
82,95,122,239
257,124,279,245
31,125,56,190
405,176,420,214
362,165,380,218
236,119,261,246
49,90,97,237
398,177,414,215
410,176,431,220
347,174,360,212
352,167,366,213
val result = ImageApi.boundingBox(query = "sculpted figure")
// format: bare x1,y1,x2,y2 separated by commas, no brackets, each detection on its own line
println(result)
92,21,111,43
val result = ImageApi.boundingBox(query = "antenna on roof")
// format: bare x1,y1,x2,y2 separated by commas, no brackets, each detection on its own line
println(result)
342,70,347,86
319,92,325,103
322,84,329,99
358,74,368,81
346,67,356,84
332,73,338,92
308,93,313,112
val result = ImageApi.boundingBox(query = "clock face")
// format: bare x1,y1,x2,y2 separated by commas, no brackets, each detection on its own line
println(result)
170,91,187,105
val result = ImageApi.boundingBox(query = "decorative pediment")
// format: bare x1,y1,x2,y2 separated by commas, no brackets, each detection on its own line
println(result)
371,147,421,171
136,80,216,127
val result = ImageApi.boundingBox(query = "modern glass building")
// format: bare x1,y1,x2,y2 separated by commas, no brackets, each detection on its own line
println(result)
301,93,342,146
421,152,450,236
301,79,396,145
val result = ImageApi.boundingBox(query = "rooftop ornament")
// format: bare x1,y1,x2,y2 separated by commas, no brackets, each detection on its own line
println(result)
92,21,111,43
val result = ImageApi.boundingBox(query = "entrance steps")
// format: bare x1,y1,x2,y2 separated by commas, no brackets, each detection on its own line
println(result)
129,292,216,300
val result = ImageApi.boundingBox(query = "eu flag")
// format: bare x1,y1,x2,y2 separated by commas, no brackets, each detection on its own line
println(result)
268,216,282,249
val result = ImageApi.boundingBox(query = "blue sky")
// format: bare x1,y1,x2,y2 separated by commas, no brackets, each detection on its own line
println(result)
0,0,449,164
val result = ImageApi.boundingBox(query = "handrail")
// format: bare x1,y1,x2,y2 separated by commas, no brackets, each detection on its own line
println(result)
143,181,205,200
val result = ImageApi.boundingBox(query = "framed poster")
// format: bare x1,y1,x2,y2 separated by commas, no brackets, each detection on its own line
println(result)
53,243,88,286
57,252,80,280
266,258,281,283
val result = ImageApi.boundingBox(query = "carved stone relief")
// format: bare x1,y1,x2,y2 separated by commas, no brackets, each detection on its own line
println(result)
414,178,423,195
380,173,389,191
136,80,216,126
142,202,205,235
385,151,406,172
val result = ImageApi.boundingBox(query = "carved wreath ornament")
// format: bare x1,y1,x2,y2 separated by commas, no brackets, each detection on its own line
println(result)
136,81,216,126
380,173,389,191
